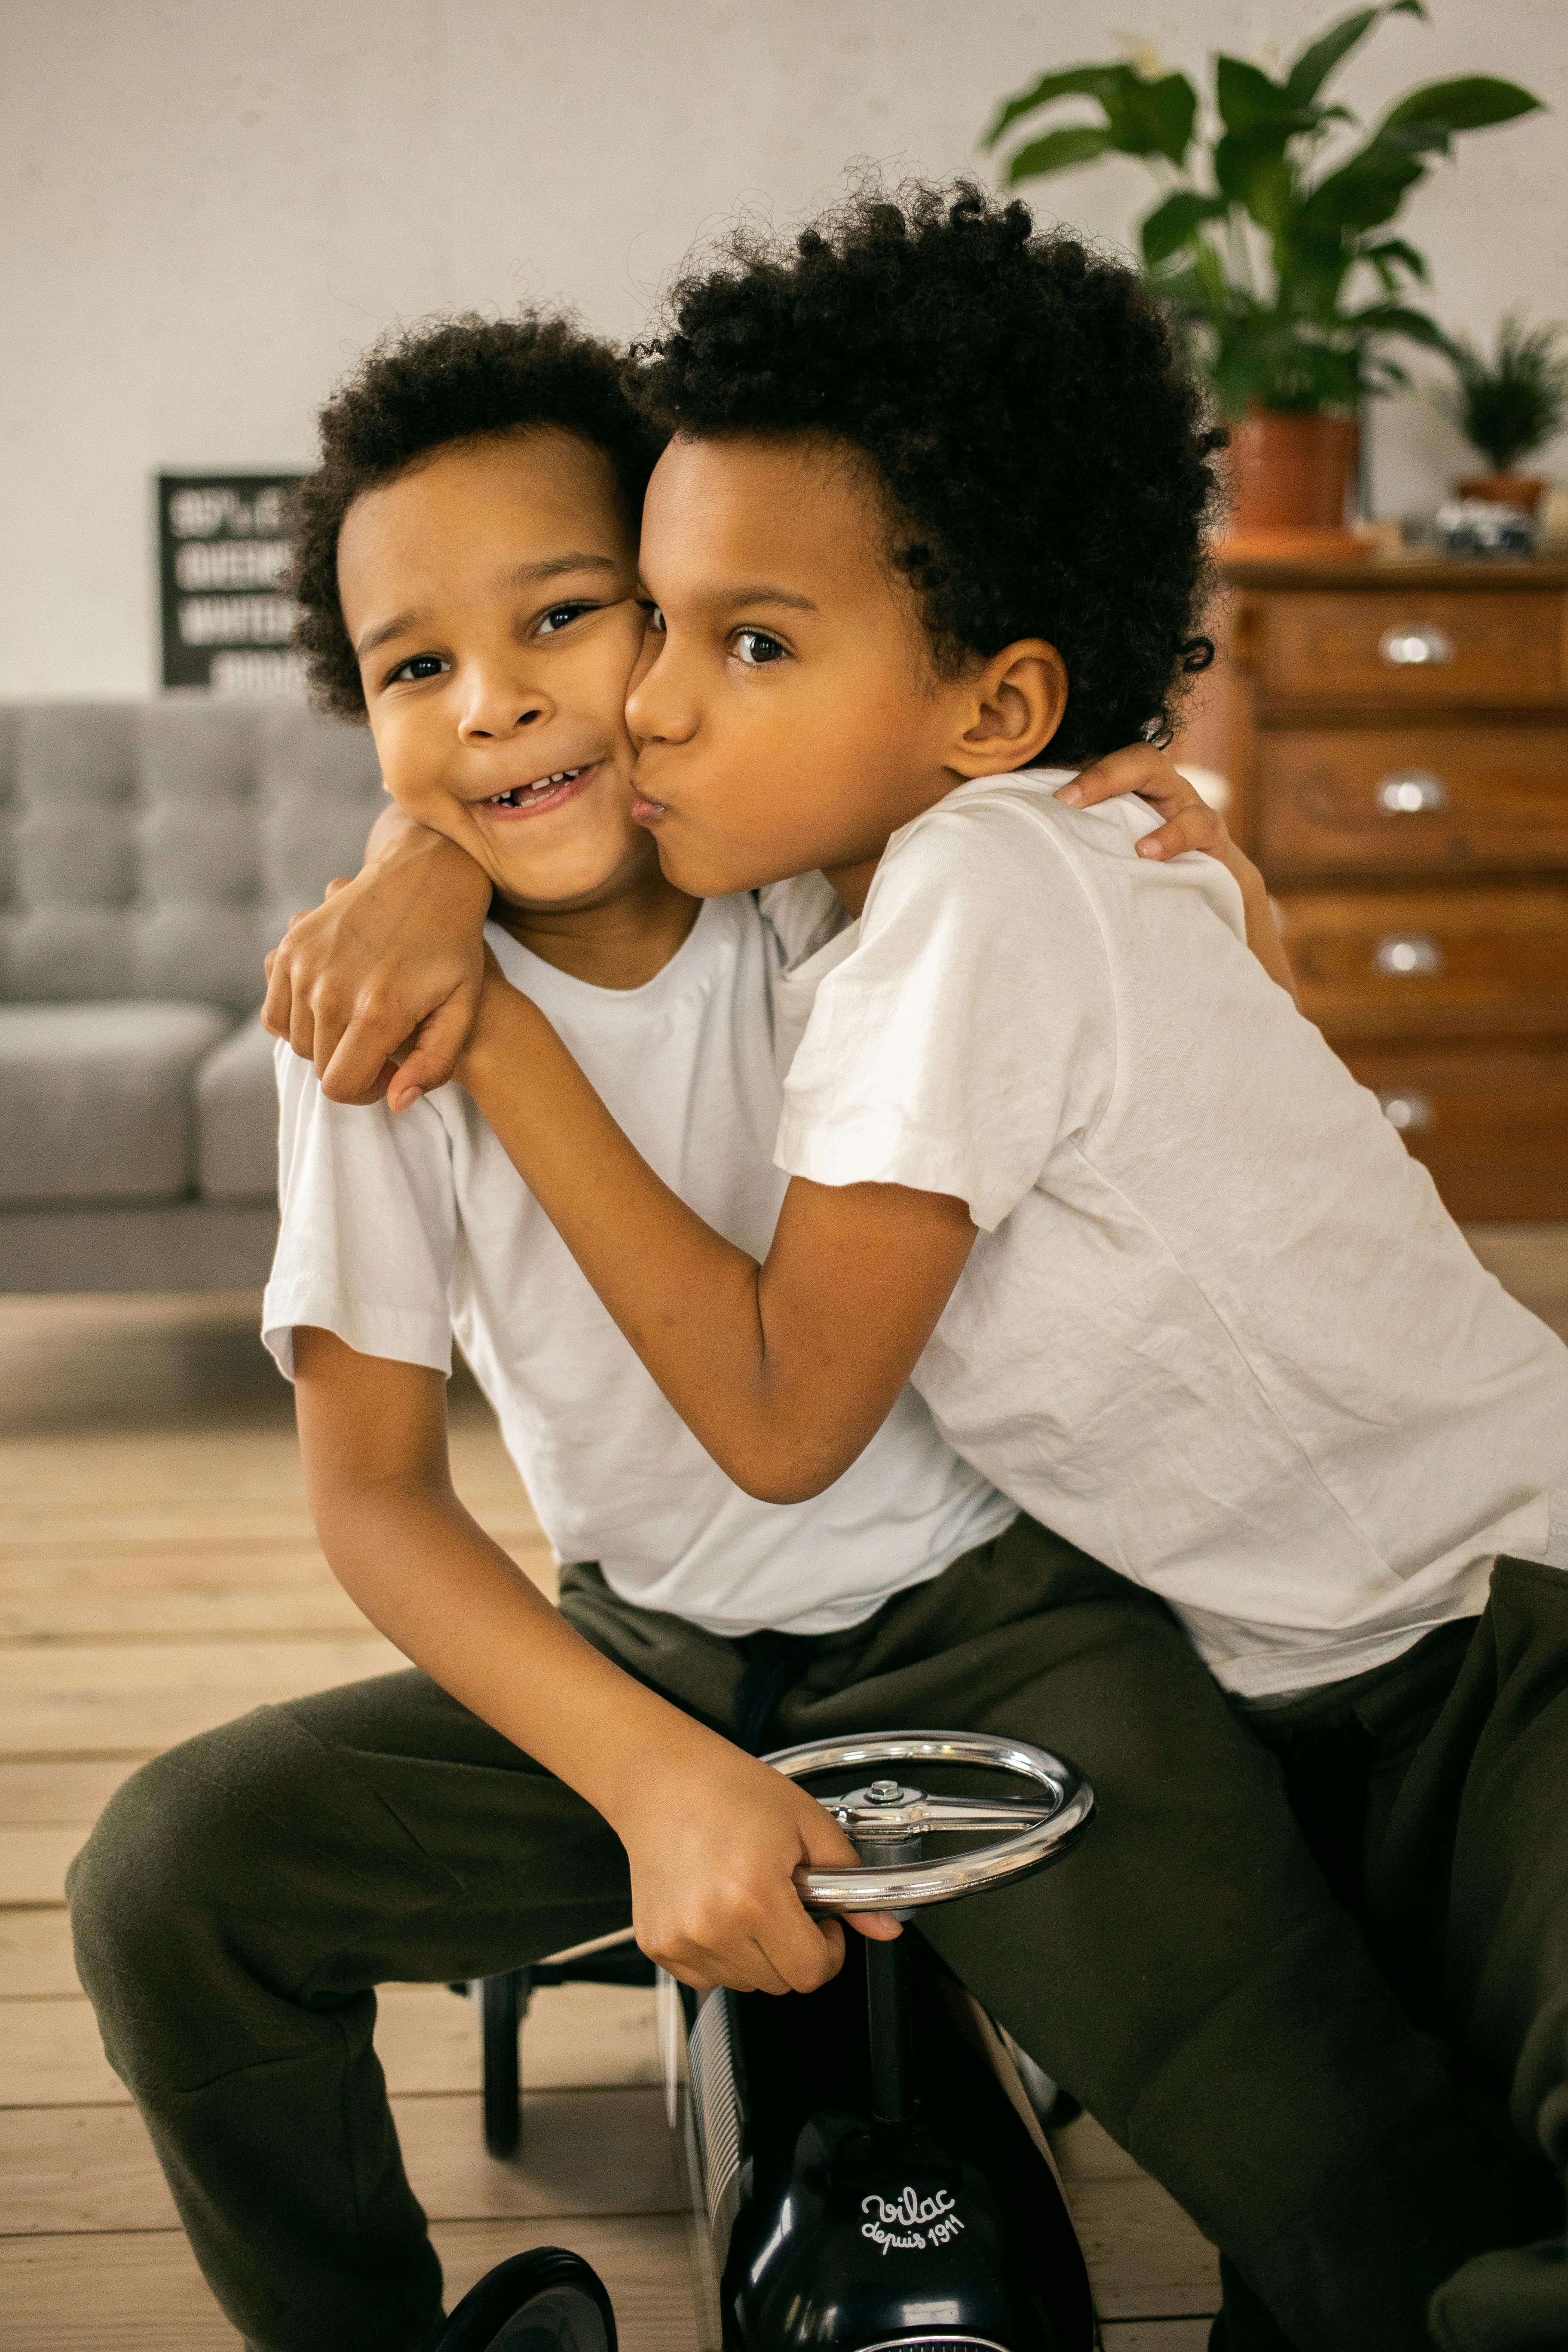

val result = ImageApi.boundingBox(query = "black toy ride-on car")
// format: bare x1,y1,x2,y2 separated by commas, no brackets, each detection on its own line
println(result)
438,1731,1097,2352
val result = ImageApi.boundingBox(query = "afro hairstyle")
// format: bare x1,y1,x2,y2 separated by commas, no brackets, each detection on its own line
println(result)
289,312,662,720
633,181,1225,760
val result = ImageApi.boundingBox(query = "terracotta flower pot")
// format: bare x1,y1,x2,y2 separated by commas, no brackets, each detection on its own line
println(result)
1228,407,1361,544
1455,473,1547,514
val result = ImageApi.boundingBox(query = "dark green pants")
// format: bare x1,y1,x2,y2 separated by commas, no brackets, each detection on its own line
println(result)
67,1520,1563,2352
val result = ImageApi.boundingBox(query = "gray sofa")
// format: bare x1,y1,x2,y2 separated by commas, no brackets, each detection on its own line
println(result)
0,700,383,1290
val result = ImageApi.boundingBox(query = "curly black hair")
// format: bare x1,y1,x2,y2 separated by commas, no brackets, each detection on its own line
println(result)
633,182,1224,758
289,312,662,720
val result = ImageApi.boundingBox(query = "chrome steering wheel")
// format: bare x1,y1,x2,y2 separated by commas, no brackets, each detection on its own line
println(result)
766,1730,1093,1914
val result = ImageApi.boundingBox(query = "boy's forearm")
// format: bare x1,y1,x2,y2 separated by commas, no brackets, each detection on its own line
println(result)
460,995,787,1485
460,982,971,1501
364,802,421,861
308,1466,718,1829
1230,854,1299,1004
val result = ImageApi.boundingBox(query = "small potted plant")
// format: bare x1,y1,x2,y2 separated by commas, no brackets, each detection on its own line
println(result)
1439,312,1568,514
983,2,1543,545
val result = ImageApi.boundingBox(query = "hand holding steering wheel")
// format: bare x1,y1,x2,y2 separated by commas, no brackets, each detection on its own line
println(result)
766,1730,1093,1913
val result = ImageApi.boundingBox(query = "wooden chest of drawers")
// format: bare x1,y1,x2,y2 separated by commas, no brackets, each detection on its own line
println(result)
1182,557,1568,1218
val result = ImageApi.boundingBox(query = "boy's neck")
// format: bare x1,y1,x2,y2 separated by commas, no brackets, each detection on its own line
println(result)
820,764,978,918
491,865,701,992
821,854,877,919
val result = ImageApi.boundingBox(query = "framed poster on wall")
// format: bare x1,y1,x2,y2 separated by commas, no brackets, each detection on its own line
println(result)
157,472,305,695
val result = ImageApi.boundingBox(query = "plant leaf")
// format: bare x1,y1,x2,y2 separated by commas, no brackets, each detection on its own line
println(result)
1004,126,1113,184
1344,300,1450,349
1105,71,1197,164
1216,55,1300,136
1380,76,1543,143
1211,55,1319,228
1439,313,1568,468
1285,10,1380,105
1214,129,1302,236
1246,156,1297,237
1361,236,1428,282
1299,138,1425,234
981,64,1129,150
1276,236,1355,328
1283,2,1425,107
1141,190,1230,266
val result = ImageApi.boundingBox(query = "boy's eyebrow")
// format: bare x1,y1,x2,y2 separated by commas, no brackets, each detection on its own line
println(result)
499,553,624,591
709,584,819,615
353,554,625,659
355,609,426,658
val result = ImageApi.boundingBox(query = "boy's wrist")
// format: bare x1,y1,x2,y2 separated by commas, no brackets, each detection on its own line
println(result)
371,819,495,915
1220,840,1263,898
590,1704,736,1841
453,959,540,1090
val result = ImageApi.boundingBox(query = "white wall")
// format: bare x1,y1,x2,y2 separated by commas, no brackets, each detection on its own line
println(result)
4,0,1565,697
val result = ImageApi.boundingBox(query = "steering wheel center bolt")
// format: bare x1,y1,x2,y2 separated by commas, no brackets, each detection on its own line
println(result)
867,1779,906,1804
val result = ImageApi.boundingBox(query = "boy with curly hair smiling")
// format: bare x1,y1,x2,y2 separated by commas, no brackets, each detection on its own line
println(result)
422,188,1568,2352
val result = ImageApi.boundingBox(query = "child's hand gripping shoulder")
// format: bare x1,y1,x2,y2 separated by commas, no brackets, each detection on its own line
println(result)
262,810,494,1108
1058,745,1297,1003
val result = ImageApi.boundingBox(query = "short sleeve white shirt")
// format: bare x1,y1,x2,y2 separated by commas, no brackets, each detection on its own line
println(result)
263,894,1015,1637
772,770,1568,1695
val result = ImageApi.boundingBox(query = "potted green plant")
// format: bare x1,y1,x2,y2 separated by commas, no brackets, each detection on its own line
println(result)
1438,312,1568,514
982,2,1542,542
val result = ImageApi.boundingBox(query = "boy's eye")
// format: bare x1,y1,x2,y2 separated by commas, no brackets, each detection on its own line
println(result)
733,629,788,668
641,602,666,635
537,602,594,636
386,653,449,685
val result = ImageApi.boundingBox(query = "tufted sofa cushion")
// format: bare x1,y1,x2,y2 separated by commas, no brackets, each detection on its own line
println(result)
0,1001,235,1202
0,701,384,1011
0,700,387,1231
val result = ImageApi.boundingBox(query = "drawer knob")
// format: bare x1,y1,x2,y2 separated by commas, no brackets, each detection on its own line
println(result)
1374,932,1444,978
1378,1089,1436,1133
1378,623,1455,668
1375,768,1450,816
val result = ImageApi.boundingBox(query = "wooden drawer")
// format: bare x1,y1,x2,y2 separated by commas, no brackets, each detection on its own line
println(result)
1279,887,1568,1040
1251,589,1568,707
1257,726,1568,875
1344,1044,1568,1219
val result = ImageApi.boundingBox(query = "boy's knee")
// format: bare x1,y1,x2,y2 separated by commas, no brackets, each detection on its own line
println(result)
68,1715,284,2006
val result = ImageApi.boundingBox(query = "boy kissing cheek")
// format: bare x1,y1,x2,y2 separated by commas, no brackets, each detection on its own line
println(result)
625,434,1064,918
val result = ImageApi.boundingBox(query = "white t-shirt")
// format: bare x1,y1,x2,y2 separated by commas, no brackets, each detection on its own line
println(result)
263,894,1015,1638
771,769,1568,1697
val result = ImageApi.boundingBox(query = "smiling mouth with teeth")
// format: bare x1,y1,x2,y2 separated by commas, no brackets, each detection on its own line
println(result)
484,765,590,811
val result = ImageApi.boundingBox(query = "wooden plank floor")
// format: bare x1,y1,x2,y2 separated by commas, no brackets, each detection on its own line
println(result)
5,1245,1564,2346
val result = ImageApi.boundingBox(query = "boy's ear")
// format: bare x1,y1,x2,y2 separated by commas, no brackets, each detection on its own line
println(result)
945,639,1068,779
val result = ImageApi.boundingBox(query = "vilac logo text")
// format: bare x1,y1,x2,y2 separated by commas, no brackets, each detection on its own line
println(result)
860,2186,965,2255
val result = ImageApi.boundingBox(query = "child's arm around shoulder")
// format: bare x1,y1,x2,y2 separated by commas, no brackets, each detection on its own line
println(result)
450,749,1293,1510
292,1326,888,1992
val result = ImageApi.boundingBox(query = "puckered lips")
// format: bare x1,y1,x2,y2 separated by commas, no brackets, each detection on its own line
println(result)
469,761,600,823
629,757,669,827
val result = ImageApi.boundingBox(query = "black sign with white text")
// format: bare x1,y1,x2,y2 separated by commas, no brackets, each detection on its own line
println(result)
158,472,305,695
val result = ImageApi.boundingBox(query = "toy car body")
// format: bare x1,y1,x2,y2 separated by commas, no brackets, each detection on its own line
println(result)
440,1733,1097,2352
